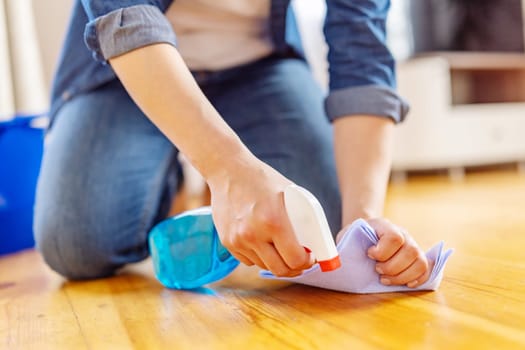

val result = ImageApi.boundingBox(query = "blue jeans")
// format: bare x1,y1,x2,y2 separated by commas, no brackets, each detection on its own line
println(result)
34,56,342,280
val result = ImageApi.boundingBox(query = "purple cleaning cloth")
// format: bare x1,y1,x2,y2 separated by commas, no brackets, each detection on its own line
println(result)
260,219,453,293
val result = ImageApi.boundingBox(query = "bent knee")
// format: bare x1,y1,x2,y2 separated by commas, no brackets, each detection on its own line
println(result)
34,215,119,280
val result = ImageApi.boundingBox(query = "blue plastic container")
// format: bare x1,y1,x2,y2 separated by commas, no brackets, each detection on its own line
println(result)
0,116,44,255
149,207,239,289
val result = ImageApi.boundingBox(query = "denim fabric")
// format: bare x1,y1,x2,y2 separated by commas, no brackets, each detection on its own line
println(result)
86,4,177,61
34,57,342,280
325,85,409,123
49,0,408,127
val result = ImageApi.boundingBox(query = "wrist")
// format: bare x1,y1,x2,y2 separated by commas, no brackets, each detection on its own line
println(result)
338,205,382,244
341,200,383,227
204,145,258,189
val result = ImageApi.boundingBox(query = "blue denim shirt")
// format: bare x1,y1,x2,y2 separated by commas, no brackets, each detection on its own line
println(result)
50,0,409,125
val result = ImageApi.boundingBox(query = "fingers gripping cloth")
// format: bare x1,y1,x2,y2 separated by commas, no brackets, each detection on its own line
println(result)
260,219,453,294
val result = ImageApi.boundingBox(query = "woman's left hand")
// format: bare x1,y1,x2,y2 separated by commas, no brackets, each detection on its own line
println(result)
338,218,432,288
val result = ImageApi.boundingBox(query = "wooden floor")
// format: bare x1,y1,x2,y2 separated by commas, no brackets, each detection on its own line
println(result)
1,170,525,349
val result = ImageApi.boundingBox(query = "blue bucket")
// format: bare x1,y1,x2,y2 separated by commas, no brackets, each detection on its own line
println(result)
0,116,44,255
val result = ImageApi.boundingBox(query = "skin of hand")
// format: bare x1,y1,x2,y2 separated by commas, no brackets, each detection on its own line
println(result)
109,44,312,277
207,157,314,277
339,218,432,288
333,115,431,288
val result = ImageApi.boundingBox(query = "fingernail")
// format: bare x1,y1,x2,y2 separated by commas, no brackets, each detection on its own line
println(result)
367,252,374,260
380,277,391,285
375,266,383,274
407,280,418,288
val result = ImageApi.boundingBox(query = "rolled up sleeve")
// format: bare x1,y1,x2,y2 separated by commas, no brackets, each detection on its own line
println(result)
324,0,409,123
81,1,176,61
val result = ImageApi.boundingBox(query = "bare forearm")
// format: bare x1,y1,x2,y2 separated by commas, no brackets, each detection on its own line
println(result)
333,115,394,227
335,117,431,288
108,44,312,277
109,43,253,181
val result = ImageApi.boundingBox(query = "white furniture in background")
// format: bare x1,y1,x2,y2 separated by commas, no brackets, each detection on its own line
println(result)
394,54,525,176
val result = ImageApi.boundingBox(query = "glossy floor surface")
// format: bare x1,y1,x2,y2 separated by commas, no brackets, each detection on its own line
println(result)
1,170,524,349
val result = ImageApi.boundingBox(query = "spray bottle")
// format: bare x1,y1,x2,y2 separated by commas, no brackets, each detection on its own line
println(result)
149,184,340,289
284,184,341,272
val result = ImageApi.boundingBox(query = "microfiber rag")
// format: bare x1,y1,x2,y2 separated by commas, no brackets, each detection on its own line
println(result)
260,219,453,293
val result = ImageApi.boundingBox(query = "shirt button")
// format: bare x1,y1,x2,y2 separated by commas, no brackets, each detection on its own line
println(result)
62,91,71,100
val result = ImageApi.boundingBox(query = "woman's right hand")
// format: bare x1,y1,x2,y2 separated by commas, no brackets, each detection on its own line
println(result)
207,156,314,277
109,44,311,276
